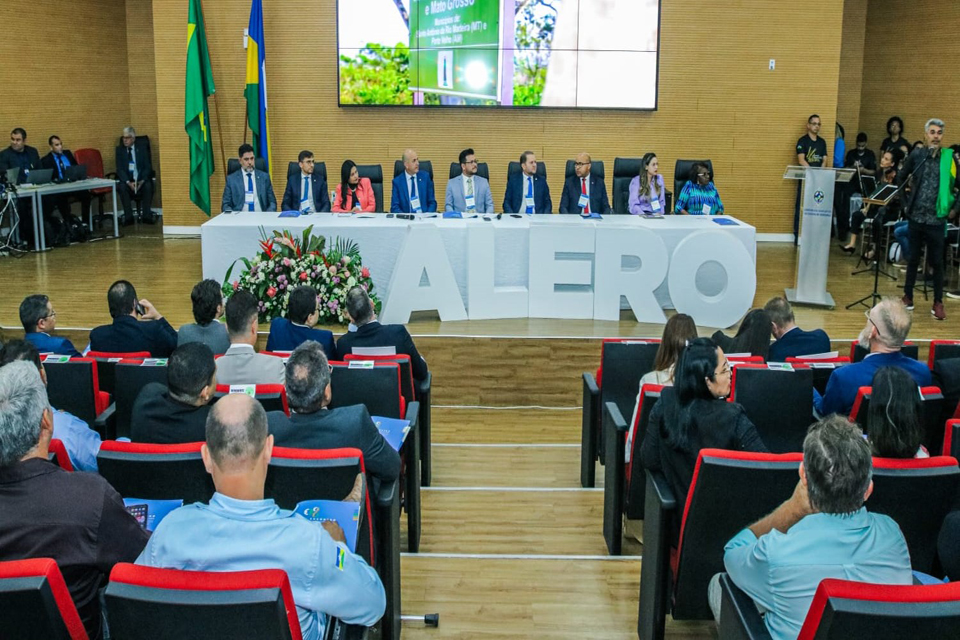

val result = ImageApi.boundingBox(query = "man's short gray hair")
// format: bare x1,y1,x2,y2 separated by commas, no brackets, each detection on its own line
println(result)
763,296,795,329
925,118,945,131
284,341,330,414
0,361,48,467
346,286,374,325
205,394,268,469
122,126,137,137
873,298,911,349
803,415,872,514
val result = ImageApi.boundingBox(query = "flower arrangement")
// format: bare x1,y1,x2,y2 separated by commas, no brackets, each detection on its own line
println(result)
223,226,380,325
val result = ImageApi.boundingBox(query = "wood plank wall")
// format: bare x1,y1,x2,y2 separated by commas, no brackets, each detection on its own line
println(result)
837,0,868,137
151,0,845,233
125,0,162,204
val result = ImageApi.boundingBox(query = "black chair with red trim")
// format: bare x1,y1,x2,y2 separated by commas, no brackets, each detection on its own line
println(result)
267,446,400,640
786,356,851,395
867,456,960,574
0,558,88,640
96,441,213,505
928,339,960,370
86,350,152,396
41,356,110,428
214,384,291,416
112,358,168,439
601,385,663,555
344,352,434,488
47,438,74,472
849,385,946,454
944,419,960,459
328,361,421,554
850,342,919,363
581,339,660,487
104,564,308,640
639,449,802,640
730,364,814,453
719,575,960,640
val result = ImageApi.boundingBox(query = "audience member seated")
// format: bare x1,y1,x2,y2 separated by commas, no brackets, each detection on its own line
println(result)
390,148,437,213
0,361,149,639
503,150,551,214
281,150,330,213
89,280,178,357
939,510,960,582
764,296,831,361
19,294,81,357
0,340,101,472
866,366,928,458
640,338,768,542
713,415,912,639
336,286,428,383
136,393,386,639
628,152,666,215
177,279,230,355
265,286,335,358
41,135,90,230
711,309,772,360
332,160,376,213
559,152,611,215
815,299,931,416
222,143,277,213
674,161,724,215
130,343,217,444
267,341,400,483
116,126,156,224
216,291,284,385
446,148,494,214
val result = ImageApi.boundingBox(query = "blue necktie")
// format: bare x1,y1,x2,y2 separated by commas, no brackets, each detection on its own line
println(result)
525,177,534,214
302,176,310,211
56,155,64,179
410,176,419,212
246,172,255,211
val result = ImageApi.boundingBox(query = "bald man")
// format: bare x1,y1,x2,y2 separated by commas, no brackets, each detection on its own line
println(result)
560,152,611,215
390,148,436,213
137,394,386,639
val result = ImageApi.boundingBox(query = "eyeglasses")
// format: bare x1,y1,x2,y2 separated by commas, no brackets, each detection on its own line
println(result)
715,363,732,377
42,311,57,320
464,159,478,165
574,161,591,167
865,310,882,336
696,172,710,177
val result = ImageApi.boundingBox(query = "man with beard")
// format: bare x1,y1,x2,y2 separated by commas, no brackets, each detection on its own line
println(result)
813,298,930,416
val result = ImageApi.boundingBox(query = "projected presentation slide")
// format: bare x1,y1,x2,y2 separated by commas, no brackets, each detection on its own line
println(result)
337,0,660,109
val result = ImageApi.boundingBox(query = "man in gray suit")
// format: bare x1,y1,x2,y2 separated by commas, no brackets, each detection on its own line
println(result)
215,290,285,386
221,143,277,213
445,148,494,214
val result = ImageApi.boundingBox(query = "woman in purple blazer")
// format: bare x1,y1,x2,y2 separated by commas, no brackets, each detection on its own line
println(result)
628,152,666,215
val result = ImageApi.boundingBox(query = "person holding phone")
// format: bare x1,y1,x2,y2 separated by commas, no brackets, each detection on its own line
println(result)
332,160,376,212
89,280,178,357
627,152,666,215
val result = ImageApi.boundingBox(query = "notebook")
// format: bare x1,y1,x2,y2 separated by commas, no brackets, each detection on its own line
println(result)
372,415,411,451
27,169,53,185
295,500,362,552
63,164,87,182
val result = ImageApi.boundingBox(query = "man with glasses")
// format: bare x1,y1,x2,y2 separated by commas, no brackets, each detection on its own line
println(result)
280,150,330,214
813,298,930,417
445,148,493,214
794,114,829,244
19,294,81,357
115,126,155,225
560,152,611,215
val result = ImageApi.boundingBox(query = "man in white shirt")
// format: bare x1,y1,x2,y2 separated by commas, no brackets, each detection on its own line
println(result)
445,148,494,214
222,143,277,213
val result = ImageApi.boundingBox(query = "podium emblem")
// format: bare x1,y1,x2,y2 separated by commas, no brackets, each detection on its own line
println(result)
813,190,825,203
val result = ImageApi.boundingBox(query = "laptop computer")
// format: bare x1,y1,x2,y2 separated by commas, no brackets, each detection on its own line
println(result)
63,164,87,182
3,167,18,185
27,168,53,185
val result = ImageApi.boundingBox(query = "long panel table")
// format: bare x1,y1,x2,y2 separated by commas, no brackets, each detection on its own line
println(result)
201,212,757,327
14,178,119,251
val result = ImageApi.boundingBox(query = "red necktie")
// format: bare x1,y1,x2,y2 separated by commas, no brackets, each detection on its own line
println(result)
581,178,590,214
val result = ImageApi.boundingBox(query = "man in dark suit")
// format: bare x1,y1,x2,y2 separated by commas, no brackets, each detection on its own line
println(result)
0,127,42,246
280,150,330,213
336,286,428,383
390,148,436,213
130,343,217,444
41,135,91,226
222,143,277,213
559,152,611,215
764,297,832,362
89,280,178,357
115,126,155,225
503,150,551,213
266,341,400,483
265,285,335,358
19,294,81,357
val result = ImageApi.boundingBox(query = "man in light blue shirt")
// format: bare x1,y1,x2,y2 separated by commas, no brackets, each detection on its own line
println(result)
713,415,912,639
136,394,385,639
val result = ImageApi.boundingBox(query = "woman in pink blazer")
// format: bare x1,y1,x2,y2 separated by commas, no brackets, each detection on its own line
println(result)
332,160,377,212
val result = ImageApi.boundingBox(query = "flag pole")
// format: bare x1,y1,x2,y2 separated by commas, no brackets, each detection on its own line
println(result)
199,0,228,175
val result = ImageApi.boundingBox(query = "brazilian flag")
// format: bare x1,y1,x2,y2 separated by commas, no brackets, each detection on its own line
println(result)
245,0,271,176
186,0,216,214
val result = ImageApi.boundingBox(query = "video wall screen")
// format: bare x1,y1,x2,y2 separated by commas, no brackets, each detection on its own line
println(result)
337,0,660,109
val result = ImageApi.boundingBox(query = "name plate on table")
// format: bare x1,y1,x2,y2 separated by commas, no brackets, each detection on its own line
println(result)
229,384,256,396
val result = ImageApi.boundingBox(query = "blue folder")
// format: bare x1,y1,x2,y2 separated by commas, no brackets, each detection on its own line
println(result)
295,499,362,552
372,415,411,451
278,210,301,218
712,217,739,226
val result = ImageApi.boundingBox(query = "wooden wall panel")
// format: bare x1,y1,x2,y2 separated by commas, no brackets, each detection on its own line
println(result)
126,0,161,204
837,0,868,137
859,0,960,149
0,0,131,173
152,0,845,233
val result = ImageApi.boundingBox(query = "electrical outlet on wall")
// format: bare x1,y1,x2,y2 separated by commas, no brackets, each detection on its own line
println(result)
769,59,776,70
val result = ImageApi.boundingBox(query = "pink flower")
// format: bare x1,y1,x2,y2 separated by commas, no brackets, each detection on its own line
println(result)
329,265,337,274
283,258,292,267
299,272,308,281
232,281,239,291
361,267,370,278
266,286,277,298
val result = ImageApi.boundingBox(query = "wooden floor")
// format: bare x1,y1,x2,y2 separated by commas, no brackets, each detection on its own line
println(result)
3,225,959,638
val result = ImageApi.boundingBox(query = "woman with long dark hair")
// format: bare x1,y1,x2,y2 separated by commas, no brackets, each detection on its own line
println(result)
332,160,376,212
712,309,773,360
867,366,928,458
627,152,666,215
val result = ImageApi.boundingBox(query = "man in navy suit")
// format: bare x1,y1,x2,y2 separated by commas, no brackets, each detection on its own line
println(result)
503,150,551,214
222,143,277,213
336,286,428,383
559,152,611,215
265,285,335,358
115,126,155,225
764,297,832,362
814,299,930,416
390,149,436,213
20,294,81,357
89,280,178,357
280,150,330,213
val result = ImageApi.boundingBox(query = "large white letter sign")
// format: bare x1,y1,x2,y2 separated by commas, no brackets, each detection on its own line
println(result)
593,226,669,323
667,231,756,328
528,223,595,319
380,224,467,324
467,223,529,319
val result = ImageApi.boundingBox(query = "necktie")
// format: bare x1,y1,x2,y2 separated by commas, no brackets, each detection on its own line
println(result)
56,154,64,179
581,178,589,214
128,147,137,181
410,176,419,212
302,176,310,211
466,177,474,210
525,177,534,214
246,172,255,211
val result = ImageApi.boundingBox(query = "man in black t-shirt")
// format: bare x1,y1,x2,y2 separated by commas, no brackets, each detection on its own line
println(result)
836,132,878,239
794,114,829,244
